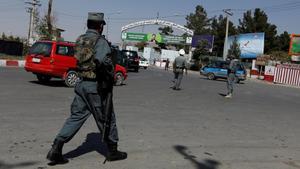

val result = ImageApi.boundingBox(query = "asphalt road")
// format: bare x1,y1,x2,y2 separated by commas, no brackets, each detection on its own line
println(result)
0,67,299,169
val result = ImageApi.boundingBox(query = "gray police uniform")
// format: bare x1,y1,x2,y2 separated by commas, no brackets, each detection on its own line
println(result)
227,59,236,95
173,56,187,90
55,29,119,144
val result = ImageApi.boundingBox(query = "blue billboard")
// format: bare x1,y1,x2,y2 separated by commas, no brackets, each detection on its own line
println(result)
191,35,214,52
226,33,265,59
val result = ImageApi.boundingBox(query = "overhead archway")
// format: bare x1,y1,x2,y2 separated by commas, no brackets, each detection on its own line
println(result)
121,19,194,36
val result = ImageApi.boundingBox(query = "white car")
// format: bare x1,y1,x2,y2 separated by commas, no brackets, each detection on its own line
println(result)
139,57,149,69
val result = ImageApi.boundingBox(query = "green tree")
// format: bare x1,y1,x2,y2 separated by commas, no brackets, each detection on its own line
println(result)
185,5,211,35
135,42,147,51
192,40,210,61
227,36,241,59
275,31,290,52
35,14,56,40
238,8,277,53
1,32,7,40
158,26,173,35
269,51,290,63
211,15,237,57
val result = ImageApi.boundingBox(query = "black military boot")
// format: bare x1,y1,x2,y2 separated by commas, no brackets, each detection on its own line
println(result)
46,139,68,164
106,143,127,162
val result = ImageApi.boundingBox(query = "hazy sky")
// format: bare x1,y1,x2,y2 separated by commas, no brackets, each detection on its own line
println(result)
0,0,299,43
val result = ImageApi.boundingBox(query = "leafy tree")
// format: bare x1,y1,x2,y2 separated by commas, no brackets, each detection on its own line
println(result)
275,31,290,52
158,26,173,35
35,14,57,40
185,5,211,35
1,33,7,40
238,8,277,53
227,36,241,59
192,40,210,61
135,42,147,51
269,51,290,63
211,15,237,57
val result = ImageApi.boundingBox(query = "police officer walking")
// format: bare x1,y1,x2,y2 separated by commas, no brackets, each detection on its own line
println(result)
225,56,238,98
172,49,187,90
46,12,127,165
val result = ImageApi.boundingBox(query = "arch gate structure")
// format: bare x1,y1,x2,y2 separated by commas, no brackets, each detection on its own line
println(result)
121,19,194,36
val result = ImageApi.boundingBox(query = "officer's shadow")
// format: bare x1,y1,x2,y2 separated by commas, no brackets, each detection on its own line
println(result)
174,145,220,169
64,132,107,159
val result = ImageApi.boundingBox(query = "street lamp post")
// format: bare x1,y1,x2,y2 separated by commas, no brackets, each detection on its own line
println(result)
222,9,233,61
106,11,121,40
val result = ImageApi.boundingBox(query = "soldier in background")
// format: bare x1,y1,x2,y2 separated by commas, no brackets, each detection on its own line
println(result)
225,56,238,98
46,12,127,165
172,49,187,90
165,58,170,71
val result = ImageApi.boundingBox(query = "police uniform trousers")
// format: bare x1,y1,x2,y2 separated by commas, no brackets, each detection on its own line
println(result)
174,71,183,89
227,73,235,94
55,80,119,144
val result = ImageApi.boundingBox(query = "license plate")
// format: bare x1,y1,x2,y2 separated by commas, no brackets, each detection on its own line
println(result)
32,58,41,63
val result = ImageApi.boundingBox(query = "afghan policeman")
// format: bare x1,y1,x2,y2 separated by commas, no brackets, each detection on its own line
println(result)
172,49,188,90
46,12,127,165
225,56,238,98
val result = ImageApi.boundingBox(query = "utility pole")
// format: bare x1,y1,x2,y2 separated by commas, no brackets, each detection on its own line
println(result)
26,7,33,46
25,0,41,44
222,9,233,61
47,0,53,40
106,11,121,40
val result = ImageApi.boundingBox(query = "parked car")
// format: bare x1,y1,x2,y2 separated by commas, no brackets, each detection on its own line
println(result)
121,50,139,72
25,40,127,87
111,47,128,85
200,60,247,83
139,57,149,69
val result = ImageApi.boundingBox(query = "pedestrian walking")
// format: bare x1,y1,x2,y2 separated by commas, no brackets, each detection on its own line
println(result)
172,49,187,90
165,59,170,71
225,56,238,98
46,12,127,165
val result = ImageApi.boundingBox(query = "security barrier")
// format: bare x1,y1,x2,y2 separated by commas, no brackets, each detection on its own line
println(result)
274,64,300,86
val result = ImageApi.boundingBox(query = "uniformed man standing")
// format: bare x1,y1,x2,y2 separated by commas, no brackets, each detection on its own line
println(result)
172,49,187,90
225,56,237,98
46,12,127,165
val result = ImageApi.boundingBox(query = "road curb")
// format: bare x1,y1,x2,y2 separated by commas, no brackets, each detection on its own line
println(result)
0,59,25,67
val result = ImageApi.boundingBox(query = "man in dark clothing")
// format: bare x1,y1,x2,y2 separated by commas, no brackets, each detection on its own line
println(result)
46,12,127,165
165,59,170,71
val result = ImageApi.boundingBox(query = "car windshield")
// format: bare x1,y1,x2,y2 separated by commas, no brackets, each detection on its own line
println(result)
29,42,52,56
140,57,147,61
122,50,138,59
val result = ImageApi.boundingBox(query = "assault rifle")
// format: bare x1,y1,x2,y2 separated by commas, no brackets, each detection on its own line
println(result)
94,56,115,142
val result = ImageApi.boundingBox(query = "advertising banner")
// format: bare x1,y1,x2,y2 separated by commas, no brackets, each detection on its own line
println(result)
226,33,265,59
289,34,300,56
121,32,147,42
122,32,191,44
191,35,214,51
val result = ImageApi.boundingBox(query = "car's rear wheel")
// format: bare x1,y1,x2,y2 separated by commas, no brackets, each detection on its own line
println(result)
114,72,124,86
36,74,51,83
207,73,215,80
144,67,147,69
64,71,79,87
134,68,139,72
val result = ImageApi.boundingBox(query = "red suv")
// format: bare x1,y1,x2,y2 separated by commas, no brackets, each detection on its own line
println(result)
25,41,127,87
